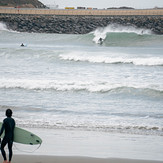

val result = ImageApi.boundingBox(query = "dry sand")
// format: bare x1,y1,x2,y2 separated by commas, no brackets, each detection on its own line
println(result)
0,155,163,163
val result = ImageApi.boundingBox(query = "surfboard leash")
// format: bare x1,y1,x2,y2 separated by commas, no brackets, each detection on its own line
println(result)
13,143,42,153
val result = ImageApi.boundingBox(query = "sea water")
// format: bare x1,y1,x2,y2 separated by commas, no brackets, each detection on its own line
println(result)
0,22,163,160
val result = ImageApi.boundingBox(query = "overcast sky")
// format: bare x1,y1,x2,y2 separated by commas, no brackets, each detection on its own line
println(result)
40,0,163,9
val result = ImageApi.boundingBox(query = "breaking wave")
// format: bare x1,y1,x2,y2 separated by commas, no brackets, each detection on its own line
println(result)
59,52,163,66
0,22,162,47
0,78,162,95
91,24,152,44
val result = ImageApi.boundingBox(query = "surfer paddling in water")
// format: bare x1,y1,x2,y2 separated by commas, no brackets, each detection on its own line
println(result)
0,109,15,163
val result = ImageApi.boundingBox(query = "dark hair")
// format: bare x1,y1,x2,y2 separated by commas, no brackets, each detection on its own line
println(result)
6,109,12,117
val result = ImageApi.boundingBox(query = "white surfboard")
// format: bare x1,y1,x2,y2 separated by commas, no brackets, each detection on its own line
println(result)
0,122,42,145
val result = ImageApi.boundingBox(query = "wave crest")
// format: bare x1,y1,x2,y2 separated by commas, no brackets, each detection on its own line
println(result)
0,78,162,95
59,52,163,66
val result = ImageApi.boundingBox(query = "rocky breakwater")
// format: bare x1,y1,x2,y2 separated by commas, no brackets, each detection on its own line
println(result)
0,14,163,34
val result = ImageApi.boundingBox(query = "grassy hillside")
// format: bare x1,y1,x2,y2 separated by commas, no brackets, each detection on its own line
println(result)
0,0,46,8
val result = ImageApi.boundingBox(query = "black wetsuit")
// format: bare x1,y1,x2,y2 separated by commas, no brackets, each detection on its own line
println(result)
0,117,15,162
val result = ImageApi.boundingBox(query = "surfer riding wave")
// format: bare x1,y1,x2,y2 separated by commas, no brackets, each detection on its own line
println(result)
98,38,104,45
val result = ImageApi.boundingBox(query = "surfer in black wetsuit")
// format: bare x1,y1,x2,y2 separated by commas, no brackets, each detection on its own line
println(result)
0,109,15,163
20,43,24,47
98,38,103,45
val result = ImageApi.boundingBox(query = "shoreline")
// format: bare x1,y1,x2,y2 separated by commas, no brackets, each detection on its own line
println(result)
0,155,163,163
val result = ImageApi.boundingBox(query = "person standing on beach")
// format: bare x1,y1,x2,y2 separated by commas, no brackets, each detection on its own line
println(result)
0,109,15,163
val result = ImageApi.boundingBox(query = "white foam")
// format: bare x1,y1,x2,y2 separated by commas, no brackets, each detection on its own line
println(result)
0,22,8,31
14,111,163,136
0,22,18,33
59,52,163,66
0,78,162,92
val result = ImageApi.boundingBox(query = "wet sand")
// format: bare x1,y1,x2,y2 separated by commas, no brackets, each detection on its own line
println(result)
0,155,163,163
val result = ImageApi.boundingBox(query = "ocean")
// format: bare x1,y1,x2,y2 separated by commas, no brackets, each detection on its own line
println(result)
0,22,163,160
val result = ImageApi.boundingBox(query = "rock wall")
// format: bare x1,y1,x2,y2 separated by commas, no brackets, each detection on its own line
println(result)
0,14,163,34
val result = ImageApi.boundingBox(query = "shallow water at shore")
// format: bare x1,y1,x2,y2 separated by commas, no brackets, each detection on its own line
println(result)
13,128,163,161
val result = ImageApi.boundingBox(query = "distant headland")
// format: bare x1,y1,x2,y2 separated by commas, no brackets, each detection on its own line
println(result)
0,0,46,8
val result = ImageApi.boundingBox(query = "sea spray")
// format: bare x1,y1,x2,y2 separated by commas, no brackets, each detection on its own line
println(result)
0,22,8,31
0,22,19,33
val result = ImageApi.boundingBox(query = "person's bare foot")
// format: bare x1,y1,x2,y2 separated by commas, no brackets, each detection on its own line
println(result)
3,160,7,163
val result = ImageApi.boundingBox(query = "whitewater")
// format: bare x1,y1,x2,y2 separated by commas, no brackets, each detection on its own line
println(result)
0,22,163,160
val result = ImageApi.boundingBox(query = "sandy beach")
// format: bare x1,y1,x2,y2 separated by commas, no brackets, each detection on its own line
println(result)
0,155,163,163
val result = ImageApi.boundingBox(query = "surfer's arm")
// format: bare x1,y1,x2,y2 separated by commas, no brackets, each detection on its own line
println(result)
0,122,5,136
12,120,15,140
